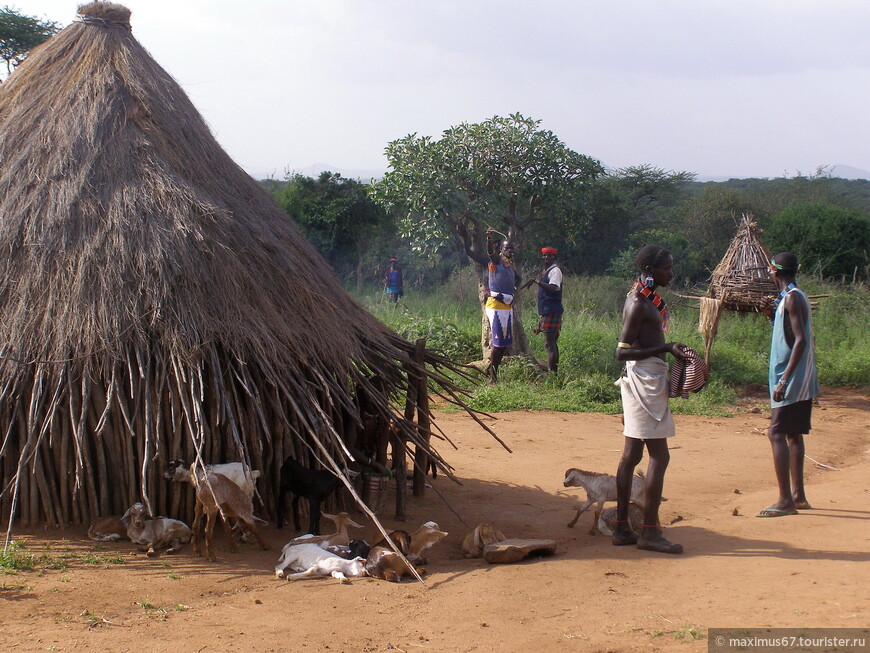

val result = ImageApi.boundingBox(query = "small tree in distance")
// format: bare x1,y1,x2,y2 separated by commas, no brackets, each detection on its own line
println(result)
370,113,604,359
0,6,60,79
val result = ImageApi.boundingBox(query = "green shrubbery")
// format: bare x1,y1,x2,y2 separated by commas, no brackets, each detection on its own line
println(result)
363,274,869,415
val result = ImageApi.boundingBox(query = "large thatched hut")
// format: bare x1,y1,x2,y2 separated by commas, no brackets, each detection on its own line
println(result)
0,3,484,533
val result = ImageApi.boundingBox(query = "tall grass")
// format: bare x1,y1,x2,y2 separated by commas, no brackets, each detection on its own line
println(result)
358,270,869,415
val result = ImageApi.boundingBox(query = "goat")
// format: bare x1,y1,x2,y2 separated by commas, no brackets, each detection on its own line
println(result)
597,504,644,537
461,523,506,558
285,511,365,549
164,460,263,545
325,538,371,560
274,542,367,584
87,515,130,542
168,469,269,561
563,468,656,534
122,503,192,556
164,460,261,498
365,522,447,582
276,457,342,534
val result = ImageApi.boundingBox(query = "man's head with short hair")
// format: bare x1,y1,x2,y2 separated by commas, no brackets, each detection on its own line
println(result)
771,252,798,274
634,245,672,272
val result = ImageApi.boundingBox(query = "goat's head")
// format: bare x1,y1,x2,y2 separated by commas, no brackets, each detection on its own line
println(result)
563,468,580,487
122,502,150,530
410,521,448,556
322,512,365,531
348,539,371,559
164,460,190,481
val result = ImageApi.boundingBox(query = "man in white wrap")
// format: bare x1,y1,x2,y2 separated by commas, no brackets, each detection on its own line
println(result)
613,245,686,554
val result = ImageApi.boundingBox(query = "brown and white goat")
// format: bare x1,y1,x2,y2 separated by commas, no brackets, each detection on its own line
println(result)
88,515,131,542
365,521,448,582
461,523,506,558
286,511,365,549
169,469,269,561
123,503,192,556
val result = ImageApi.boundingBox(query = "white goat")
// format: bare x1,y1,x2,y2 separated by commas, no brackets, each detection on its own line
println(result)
562,468,647,534
164,459,261,498
123,503,192,556
274,542,367,583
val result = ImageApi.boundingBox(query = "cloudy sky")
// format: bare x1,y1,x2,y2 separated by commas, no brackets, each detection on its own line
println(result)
21,1,870,180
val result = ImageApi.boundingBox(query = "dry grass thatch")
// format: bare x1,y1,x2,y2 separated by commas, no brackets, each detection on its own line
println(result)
0,2,490,536
700,213,778,363
708,214,778,311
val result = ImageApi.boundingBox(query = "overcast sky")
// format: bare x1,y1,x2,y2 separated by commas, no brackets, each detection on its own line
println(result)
22,0,870,180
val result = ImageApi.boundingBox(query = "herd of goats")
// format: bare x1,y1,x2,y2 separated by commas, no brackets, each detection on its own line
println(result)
83,457,649,583
86,458,448,584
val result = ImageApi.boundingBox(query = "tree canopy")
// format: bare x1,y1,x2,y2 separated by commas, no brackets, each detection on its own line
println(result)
279,171,394,290
370,113,604,269
0,6,59,77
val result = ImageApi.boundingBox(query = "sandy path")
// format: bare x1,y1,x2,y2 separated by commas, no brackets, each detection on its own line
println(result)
3,388,868,652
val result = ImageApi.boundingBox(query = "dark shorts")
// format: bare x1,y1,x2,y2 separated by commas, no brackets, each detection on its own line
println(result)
534,313,563,334
770,399,813,435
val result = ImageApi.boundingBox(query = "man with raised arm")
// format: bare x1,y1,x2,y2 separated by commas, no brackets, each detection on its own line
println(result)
756,252,819,518
483,230,521,383
613,245,685,554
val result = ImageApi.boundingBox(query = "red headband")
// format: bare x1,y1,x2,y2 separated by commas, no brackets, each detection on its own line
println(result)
541,247,558,255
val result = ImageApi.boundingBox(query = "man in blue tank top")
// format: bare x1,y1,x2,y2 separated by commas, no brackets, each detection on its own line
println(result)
756,252,820,518
522,246,563,373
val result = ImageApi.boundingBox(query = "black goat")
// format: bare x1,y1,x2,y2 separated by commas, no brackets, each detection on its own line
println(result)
276,457,342,534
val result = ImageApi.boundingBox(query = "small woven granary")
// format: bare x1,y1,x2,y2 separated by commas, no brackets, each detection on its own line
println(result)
700,214,778,362
0,2,488,535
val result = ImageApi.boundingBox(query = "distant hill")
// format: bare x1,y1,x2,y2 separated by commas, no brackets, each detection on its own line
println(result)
829,165,870,181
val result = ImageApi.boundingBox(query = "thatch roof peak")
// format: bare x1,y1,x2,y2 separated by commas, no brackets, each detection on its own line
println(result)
77,2,131,27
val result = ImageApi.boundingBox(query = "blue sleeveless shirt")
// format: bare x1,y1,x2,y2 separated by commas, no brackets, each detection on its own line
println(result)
769,286,820,407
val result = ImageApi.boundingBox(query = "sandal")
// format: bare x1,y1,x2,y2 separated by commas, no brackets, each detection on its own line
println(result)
636,537,683,554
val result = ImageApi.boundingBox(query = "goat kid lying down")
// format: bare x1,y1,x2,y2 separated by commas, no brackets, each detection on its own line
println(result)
563,468,646,534
88,515,131,542
365,522,448,582
123,503,192,557
274,542,367,584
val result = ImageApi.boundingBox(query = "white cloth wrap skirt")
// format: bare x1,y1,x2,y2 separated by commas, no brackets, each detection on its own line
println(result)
617,358,675,439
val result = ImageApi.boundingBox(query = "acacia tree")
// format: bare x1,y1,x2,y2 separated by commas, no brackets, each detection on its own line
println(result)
0,6,59,78
370,113,603,358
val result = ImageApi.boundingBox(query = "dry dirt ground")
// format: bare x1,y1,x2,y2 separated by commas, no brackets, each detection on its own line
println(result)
3,388,869,652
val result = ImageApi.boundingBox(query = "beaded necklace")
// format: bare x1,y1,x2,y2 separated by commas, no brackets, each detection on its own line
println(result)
632,281,671,332
773,282,797,308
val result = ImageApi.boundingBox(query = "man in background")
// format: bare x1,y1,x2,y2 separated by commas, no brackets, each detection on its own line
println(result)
523,246,563,374
384,258,403,304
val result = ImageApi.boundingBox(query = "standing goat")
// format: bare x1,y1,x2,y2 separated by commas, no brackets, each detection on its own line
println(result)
276,457,342,534
563,468,648,534
168,467,269,561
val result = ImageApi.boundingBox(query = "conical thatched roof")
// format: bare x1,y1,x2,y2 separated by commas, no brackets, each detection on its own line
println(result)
708,214,778,310
699,213,779,363
0,3,482,531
